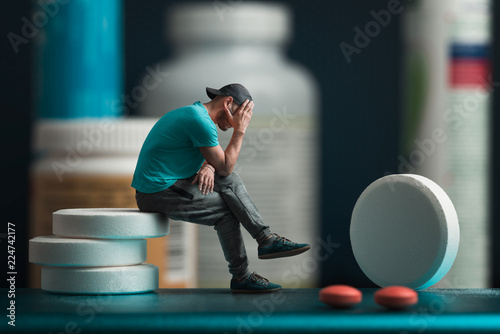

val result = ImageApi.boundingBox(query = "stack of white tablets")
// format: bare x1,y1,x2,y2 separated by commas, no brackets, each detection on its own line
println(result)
29,208,169,295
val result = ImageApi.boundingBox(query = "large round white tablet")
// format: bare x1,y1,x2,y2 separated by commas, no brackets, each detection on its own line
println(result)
350,174,459,290
41,264,159,294
53,208,169,239
29,235,147,267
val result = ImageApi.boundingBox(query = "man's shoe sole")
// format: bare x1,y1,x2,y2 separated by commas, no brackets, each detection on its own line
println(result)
231,287,282,293
258,245,311,260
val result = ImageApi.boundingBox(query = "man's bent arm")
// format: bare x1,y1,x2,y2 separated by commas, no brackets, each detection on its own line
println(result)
199,99,253,176
199,129,245,177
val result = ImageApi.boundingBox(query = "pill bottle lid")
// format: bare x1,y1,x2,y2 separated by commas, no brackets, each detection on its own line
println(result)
167,2,291,45
33,118,157,155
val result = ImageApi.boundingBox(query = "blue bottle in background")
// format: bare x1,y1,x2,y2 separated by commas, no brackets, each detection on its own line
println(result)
34,0,123,118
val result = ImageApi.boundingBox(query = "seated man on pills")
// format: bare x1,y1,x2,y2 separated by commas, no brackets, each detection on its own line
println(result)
132,83,310,293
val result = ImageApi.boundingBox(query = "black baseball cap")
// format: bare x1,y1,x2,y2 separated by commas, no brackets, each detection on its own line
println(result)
206,83,253,105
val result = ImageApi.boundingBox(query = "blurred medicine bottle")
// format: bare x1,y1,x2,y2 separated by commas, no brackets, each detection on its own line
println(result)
30,0,197,290
139,2,321,287
28,0,166,288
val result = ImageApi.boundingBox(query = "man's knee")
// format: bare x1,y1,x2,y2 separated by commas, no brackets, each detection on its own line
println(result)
215,172,243,188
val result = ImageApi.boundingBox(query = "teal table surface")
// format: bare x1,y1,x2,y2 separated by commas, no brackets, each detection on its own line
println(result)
3,288,500,333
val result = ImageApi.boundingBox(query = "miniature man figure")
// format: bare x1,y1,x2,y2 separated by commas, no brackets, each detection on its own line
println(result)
132,84,310,292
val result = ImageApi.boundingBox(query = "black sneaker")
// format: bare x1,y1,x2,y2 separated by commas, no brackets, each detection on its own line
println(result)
258,233,311,259
230,272,282,293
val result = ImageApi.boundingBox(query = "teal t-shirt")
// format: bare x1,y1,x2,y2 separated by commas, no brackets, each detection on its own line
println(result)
131,101,219,193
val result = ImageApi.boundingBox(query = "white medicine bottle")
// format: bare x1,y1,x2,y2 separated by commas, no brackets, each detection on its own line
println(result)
139,2,320,288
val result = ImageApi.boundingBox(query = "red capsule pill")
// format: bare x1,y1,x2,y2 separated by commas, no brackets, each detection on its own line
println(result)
319,285,362,308
375,286,418,309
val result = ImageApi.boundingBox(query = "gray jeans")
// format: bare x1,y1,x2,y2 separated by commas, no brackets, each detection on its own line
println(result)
135,173,271,279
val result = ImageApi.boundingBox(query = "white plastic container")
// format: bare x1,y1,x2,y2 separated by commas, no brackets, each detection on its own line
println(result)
402,0,492,288
30,119,198,288
139,2,320,287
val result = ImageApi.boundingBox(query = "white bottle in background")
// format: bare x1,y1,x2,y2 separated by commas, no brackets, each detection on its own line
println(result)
138,2,320,287
444,0,492,288
403,0,492,288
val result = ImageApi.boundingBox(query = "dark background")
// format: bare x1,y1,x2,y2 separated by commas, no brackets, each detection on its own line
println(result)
1,0,498,289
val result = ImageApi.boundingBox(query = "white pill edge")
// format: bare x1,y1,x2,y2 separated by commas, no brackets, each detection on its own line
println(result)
41,264,159,294
52,208,169,239
29,235,147,267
